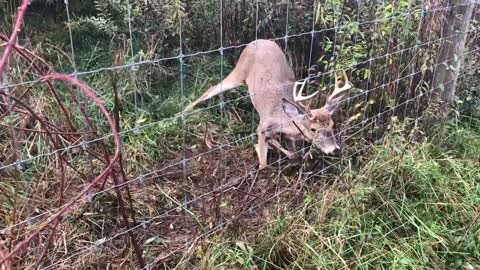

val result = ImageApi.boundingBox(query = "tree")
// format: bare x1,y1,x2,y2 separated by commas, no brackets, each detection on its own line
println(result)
431,0,475,119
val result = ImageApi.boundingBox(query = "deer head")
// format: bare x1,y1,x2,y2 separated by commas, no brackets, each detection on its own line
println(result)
282,70,352,154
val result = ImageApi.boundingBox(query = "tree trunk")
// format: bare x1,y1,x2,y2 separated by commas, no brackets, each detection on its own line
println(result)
431,0,474,119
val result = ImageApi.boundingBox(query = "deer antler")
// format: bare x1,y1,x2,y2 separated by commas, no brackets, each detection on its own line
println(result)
293,79,319,103
332,70,352,96
322,70,353,114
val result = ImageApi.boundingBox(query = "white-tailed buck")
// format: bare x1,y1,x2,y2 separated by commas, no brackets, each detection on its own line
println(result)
183,39,352,170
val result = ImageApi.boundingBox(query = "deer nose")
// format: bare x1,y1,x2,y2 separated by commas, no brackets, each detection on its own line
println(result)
331,135,341,155
332,147,341,156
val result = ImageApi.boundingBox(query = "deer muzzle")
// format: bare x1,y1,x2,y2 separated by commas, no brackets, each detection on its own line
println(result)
312,131,340,155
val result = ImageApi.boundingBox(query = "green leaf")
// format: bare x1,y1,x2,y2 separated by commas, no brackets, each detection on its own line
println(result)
438,84,445,92
364,69,371,80
304,196,313,205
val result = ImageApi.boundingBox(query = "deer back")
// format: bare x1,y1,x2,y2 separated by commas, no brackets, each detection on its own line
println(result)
240,40,297,119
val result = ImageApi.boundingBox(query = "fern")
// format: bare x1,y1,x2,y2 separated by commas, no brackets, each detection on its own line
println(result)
70,0,128,39
70,16,119,37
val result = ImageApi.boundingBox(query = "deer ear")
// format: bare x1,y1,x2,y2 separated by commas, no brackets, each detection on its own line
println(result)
282,98,306,120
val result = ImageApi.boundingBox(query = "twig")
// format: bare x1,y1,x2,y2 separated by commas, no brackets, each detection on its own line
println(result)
0,0,30,81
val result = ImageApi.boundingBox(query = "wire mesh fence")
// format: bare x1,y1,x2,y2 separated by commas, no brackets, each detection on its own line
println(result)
0,0,478,269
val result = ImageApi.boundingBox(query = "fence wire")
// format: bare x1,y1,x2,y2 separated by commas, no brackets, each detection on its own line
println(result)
0,0,478,269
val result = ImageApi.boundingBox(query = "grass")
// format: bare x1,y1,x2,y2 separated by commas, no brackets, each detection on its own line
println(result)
190,120,480,269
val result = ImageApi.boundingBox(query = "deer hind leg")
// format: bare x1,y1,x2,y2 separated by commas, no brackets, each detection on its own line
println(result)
183,72,244,112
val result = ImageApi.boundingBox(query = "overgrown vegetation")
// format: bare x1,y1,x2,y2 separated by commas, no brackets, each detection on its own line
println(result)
0,0,478,269
194,119,480,269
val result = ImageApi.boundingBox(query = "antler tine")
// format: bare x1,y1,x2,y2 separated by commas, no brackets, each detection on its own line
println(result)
293,79,319,103
334,70,352,93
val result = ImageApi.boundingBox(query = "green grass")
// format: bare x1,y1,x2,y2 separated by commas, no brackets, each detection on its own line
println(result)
195,120,480,270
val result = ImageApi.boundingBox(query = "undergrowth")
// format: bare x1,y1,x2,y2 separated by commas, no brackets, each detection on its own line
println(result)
192,119,480,270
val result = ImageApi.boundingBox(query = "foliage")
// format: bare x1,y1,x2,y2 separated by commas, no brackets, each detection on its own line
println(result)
196,119,480,269
70,16,119,39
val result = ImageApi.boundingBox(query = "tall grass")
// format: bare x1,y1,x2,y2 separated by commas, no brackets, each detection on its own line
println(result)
195,120,480,269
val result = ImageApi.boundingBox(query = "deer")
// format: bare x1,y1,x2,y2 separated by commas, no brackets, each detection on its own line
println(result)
183,39,353,170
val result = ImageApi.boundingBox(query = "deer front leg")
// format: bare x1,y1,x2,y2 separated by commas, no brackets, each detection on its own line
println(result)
268,139,299,159
255,131,268,170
